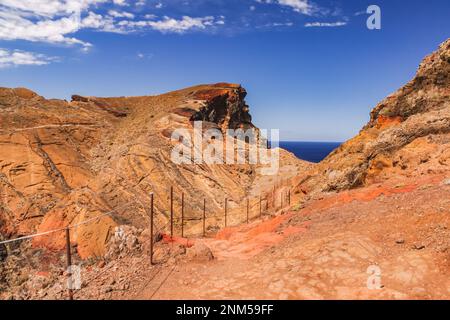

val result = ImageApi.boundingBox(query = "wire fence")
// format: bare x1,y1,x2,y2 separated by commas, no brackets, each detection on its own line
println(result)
162,184,292,239
0,181,293,300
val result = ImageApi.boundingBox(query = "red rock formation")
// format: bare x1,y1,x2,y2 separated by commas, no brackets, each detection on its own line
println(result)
295,38,450,193
0,83,309,258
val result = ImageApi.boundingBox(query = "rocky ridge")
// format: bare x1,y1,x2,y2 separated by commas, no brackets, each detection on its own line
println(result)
0,83,308,259
1,39,449,300
295,39,450,195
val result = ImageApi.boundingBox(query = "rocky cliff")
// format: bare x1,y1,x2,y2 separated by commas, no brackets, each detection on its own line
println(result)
1,40,449,301
295,39,450,194
0,83,307,259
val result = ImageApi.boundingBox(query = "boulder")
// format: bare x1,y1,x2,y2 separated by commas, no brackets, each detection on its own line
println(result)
186,242,214,263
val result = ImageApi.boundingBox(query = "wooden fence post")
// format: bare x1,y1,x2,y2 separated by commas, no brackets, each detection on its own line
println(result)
224,198,228,227
65,228,74,301
203,198,206,237
170,186,174,238
259,195,262,218
246,198,249,224
273,186,275,209
150,193,154,265
181,192,185,238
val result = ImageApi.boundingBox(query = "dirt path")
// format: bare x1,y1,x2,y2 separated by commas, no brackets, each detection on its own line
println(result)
138,176,450,300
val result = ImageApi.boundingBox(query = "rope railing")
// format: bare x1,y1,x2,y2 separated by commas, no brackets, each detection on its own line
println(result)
0,201,135,300
1,184,292,300
0,202,133,246
169,187,292,238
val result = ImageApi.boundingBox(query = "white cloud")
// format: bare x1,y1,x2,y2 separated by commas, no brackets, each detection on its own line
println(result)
137,52,153,59
0,48,56,68
0,9,92,48
354,11,366,16
108,10,135,19
147,16,214,32
304,21,347,27
255,0,314,15
113,0,129,6
271,22,293,27
81,11,120,34
257,21,293,28
0,0,107,17
119,16,222,33
0,1,107,49
0,1,223,50
278,0,312,14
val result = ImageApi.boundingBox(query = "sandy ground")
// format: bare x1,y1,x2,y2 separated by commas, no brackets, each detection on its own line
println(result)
135,174,450,300
4,174,448,300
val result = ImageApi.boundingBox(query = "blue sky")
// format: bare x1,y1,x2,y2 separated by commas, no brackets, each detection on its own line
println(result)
0,0,449,141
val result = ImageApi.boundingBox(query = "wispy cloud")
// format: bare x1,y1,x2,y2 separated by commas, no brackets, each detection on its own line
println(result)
116,15,223,33
354,10,367,16
0,0,349,66
108,10,135,19
0,10,93,49
304,21,347,27
0,0,224,51
0,0,107,17
137,52,153,59
277,0,313,15
254,0,321,16
0,48,57,68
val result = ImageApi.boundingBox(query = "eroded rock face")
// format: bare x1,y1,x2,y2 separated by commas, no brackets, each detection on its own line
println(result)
0,83,309,259
190,85,253,132
296,39,450,194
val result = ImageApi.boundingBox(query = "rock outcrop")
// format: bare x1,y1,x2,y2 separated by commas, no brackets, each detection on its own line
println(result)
296,39,450,194
1,40,449,301
0,83,309,259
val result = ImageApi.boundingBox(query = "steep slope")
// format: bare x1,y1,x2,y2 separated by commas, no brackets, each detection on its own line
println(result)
141,39,450,300
1,40,449,301
0,83,310,259
295,39,450,195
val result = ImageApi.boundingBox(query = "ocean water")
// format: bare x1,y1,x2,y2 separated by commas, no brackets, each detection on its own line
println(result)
278,141,342,163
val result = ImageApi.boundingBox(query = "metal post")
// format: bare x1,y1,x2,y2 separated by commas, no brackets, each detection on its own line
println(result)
273,186,276,209
181,193,185,238
65,228,73,301
203,198,206,237
170,186,174,238
150,193,154,265
224,198,228,227
259,195,262,218
246,198,249,224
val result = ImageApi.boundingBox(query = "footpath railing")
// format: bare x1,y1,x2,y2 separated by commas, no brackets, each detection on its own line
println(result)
0,202,136,300
0,181,293,300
